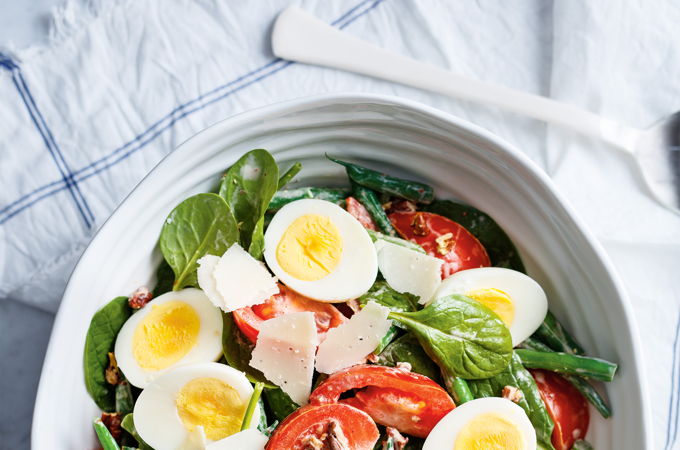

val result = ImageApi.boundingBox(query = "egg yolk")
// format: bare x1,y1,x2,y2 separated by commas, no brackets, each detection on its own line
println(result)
132,300,200,370
455,413,526,450
276,214,343,281
176,377,246,441
465,288,515,326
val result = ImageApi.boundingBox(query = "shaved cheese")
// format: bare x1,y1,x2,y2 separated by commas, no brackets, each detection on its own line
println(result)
375,239,442,304
196,255,222,309
315,301,391,374
197,244,278,312
249,312,318,405
206,429,268,450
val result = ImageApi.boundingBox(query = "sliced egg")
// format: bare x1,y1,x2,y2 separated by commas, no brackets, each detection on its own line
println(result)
114,288,223,388
435,268,548,346
134,362,259,450
206,428,268,450
263,199,378,302
423,397,536,450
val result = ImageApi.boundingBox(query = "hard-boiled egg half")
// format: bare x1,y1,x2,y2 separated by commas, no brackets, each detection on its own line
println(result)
115,288,223,388
435,267,548,346
264,199,378,302
134,362,260,450
423,397,536,450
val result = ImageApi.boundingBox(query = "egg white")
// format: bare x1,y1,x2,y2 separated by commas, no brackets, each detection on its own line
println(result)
423,397,536,450
133,362,259,450
435,267,548,346
263,199,378,302
114,288,223,388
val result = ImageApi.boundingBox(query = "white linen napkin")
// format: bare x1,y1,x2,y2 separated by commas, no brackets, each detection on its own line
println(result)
0,0,678,445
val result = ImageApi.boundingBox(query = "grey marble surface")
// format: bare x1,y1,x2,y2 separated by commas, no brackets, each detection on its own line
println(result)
0,2,71,448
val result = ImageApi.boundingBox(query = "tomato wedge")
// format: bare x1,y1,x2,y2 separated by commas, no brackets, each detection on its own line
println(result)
389,211,490,278
265,403,379,450
309,364,455,438
531,370,590,450
232,284,347,343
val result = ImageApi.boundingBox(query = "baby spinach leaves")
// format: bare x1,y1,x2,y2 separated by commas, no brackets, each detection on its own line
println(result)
389,294,513,380
219,149,279,259
263,387,299,422
359,281,420,314
159,193,238,290
375,333,441,382
424,200,525,272
83,297,132,412
468,352,556,450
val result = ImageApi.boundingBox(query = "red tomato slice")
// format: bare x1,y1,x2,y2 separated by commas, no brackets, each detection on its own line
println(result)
389,211,490,278
309,364,455,438
531,370,590,450
346,196,378,230
232,284,347,343
265,403,379,450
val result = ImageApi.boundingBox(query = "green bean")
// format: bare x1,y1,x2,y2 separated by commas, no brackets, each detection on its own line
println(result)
93,418,120,450
115,381,134,416
241,382,265,431
278,162,302,188
327,155,434,204
374,324,400,355
351,182,397,236
519,337,611,418
441,369,474,404
121,447,137,450
572,440,594,450
366,229,425,254
534,311,586,355
515,349,617,382
267,187,349,212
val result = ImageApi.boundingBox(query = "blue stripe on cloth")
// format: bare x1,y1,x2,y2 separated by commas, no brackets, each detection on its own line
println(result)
0,54,94,228
0,0,385,225
665,311,680,450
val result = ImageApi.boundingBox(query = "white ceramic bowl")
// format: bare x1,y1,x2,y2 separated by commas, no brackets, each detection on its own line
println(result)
32,94,652,449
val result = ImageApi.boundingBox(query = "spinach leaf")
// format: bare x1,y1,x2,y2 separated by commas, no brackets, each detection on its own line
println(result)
121,414,154,450
159,193,238,290
375,333,441,382
359,281,420,315
424,200,525,272
263,387,299,422
83,296,132,412
221,312,274,387
389,295,513,379
218,149,279,259
151,259,174,297
468,352,556,450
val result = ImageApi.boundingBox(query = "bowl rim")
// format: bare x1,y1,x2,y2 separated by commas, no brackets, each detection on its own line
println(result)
32,92,652,448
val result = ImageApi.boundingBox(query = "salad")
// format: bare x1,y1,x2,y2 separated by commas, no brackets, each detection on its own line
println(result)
83,149,617,450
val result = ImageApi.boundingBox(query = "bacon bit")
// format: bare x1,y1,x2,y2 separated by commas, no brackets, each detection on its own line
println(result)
302,420,350,450
105,352,120,385
128,286,152,309
435,232,455,256
366,353,379,363
101,412,122,442
396,362,412,372
345,299,361,314
410,212,429,236
383,427,409,450
502,385,523,403
384,199,417,214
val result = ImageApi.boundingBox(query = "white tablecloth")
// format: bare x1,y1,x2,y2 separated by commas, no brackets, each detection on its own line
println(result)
1,0,678,447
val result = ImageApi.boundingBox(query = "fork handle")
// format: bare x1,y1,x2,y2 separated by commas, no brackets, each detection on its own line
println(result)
272,6,640,152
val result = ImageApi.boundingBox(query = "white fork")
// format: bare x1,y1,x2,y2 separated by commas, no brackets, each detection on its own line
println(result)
272,6,680,214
